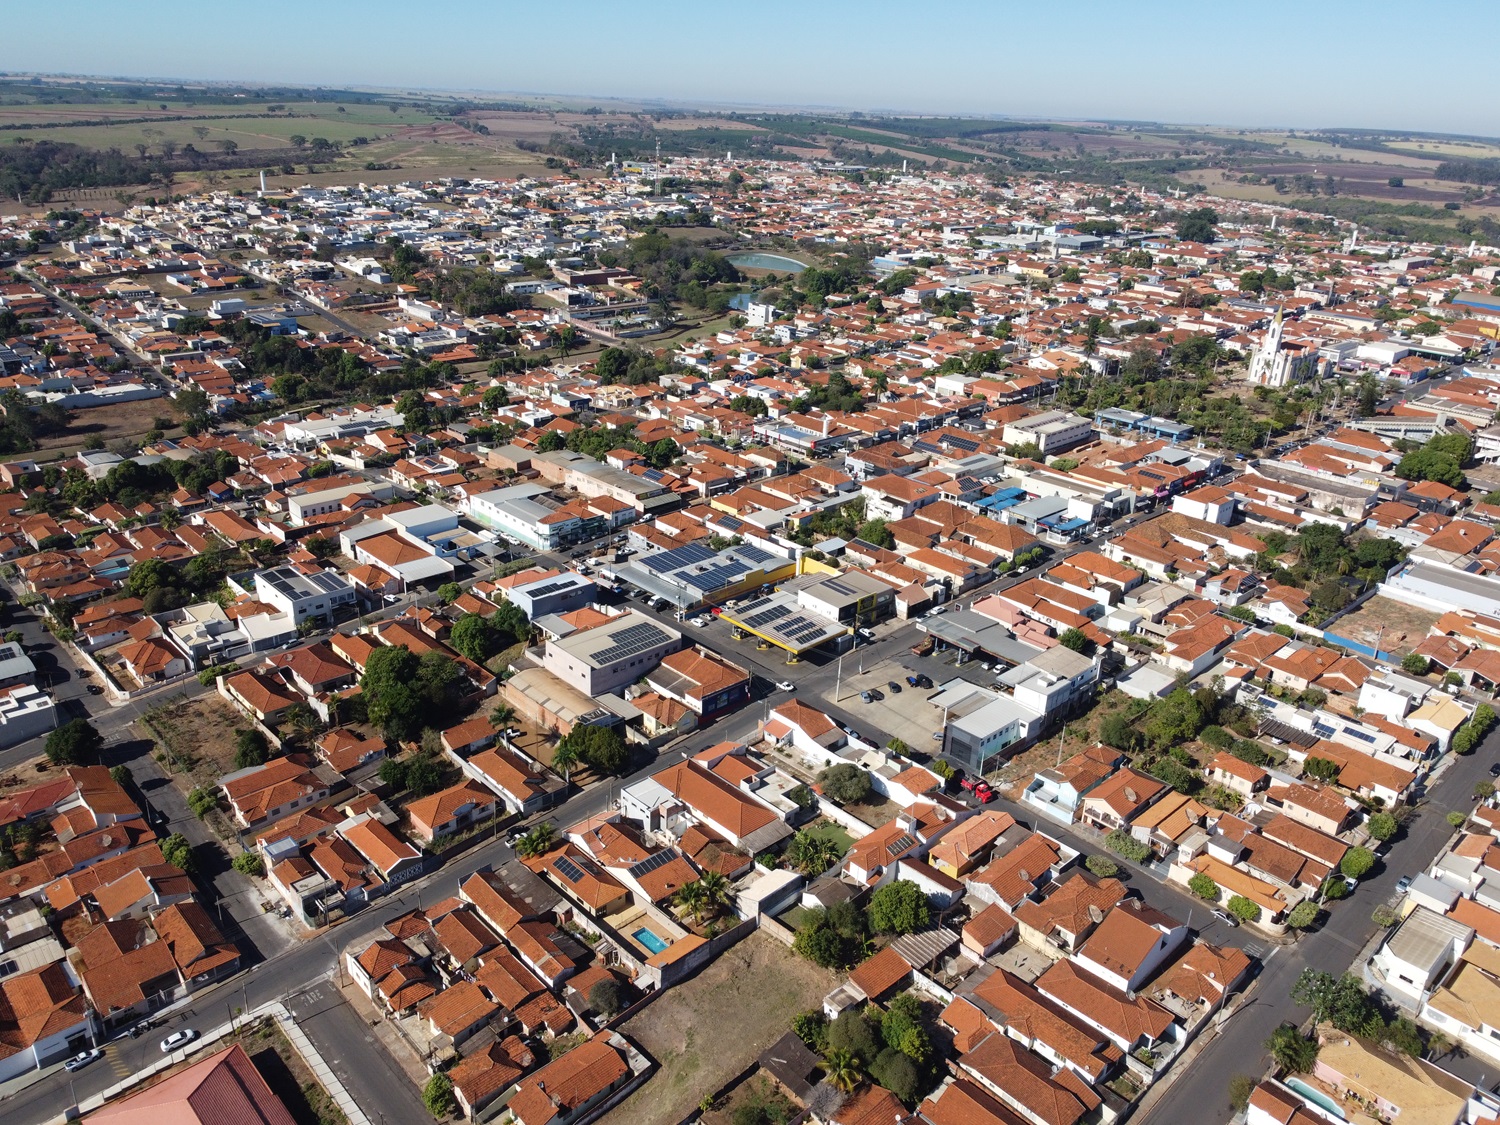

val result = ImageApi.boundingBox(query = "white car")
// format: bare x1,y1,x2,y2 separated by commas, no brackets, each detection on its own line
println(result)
776,680,796,693
64,1048,103,1072
690,616,711,628
160,1028,198,1053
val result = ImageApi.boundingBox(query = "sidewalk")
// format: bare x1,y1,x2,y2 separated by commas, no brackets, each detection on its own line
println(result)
54,1001,371,1125
336,972,433,1090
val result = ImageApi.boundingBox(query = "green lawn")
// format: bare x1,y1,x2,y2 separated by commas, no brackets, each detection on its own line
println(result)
803,819,854,854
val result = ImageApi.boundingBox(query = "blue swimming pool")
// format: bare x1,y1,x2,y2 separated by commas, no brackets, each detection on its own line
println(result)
633,927,669,955
1284,1078,1344,1119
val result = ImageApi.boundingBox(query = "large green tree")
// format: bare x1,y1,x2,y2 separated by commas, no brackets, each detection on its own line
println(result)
869,880,931,934
46,718,103,765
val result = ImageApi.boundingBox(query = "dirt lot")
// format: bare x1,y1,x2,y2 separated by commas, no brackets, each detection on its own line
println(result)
138,690,248,788
1327,595,1440,658
608,932,836,1125
32,396,177,458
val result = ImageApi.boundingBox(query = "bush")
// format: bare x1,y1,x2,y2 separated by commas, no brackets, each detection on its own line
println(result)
1321,875,1349,901
1104,830,1149,863
1475,780,1496,801
1340,846,1375,881
1286,900,1320,930
1372,904,1399,927
1227,895,1261,923
422,1072,455,1118
1199,726,1234,751
1229,1074,1257,1113
1085,855,1119,878
1447,810,1468,828
818,763,873,805
1304,756,1340,783
232,852,264,877
1189,872,1221,900
588,978,624,1017
234,728,270,770
160,833,195,873
45,718,103,765
792,1010,828,1053
1401,653,1430,676
869,1047,920,1105
1228,739,1269,767
187,788,218,819
869,880,931,934
827,1009,880,1065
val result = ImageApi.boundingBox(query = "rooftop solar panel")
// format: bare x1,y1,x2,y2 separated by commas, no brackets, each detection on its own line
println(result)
627,849,681,879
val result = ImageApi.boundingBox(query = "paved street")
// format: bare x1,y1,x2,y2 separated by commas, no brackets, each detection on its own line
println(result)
1138,725,1500,1125
1,687,768,1125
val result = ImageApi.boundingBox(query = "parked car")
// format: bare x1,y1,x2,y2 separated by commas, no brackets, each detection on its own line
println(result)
886,680,902,693
857,627,876,640
86,684,102,695
1212,909,1238,928
160,1028,198,1053
1395,875,1412,895
690,616,711,628
126,1021,153,1039
960,777,994,801
868,688,884,701
1490,762,1500,779
64,1049,103,1072
860,690,874,703
906,675,920,687
915,674,933,689
775,681,796,693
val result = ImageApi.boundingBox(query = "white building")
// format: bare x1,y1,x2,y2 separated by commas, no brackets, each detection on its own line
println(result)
253,567,357,626
1001,411,1094,455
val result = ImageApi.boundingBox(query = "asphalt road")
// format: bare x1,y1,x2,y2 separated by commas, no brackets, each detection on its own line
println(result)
1138,725,1500,1125
3,682,770,1125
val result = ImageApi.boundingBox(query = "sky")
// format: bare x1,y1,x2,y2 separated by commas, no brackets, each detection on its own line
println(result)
5,0,1496,135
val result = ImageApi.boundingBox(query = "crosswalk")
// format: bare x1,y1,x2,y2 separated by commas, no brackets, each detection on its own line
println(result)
107,1046,133,1079
1240,941,1267,960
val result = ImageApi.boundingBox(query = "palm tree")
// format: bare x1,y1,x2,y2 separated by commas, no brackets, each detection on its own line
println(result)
824,1048,862,1094
515,822,555,858
550,740,579,783
675,881,707,925
698,872,730,919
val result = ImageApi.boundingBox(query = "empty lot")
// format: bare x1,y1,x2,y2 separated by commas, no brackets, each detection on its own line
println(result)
607,932,835,1125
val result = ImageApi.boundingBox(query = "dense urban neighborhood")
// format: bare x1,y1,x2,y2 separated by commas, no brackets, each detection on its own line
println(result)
6,134,1500,1125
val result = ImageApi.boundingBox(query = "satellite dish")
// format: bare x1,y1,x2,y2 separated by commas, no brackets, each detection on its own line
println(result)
1124,787,1138,803
1088,904,1104,924
1018,868,1032,883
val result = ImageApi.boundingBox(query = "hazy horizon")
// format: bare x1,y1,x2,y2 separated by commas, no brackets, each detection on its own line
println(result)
4,0,1496,137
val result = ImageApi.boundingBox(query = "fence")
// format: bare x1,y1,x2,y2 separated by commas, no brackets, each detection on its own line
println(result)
1321,631,1398,664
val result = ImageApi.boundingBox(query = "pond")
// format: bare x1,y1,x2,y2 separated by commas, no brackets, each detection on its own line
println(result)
726,252,808,273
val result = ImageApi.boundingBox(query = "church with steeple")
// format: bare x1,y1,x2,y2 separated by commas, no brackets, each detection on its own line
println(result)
1247,307,1320,388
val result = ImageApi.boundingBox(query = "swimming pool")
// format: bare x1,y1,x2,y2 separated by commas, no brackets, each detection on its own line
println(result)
632,927,669,955
1284,1078,1344,1119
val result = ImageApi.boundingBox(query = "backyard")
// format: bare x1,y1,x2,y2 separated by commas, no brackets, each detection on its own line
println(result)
608,931,837,1125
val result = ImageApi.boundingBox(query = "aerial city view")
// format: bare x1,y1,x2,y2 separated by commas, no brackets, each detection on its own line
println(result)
3,4,1500,1125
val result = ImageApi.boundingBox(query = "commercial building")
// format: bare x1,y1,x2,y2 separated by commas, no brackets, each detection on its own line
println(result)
541,611,682,697
1001,411,1094,455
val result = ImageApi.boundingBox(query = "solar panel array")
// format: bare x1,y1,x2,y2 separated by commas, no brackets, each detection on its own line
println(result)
554,857,586,884
735,544,775,566
627,849,681,879
649,542,717,573
742,602,790,629
590,621,671,667
683,563,744,592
